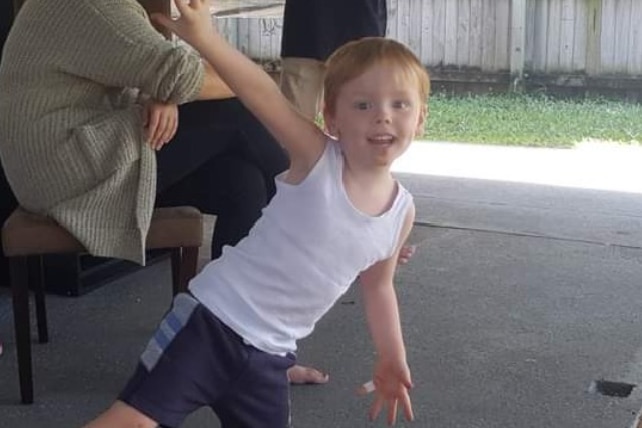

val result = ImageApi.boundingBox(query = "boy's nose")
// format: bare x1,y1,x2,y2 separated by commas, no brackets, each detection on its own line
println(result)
375,115,392,124
375,106,392,124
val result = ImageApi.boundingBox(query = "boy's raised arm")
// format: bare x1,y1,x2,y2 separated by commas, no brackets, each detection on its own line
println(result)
154,0,326,171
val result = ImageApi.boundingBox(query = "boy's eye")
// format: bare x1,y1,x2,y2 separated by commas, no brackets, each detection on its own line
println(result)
354,101,373,110
393,100,412,109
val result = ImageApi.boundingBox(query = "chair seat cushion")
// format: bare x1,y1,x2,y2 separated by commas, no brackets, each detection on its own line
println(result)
147,206,204,250
2,206,203,257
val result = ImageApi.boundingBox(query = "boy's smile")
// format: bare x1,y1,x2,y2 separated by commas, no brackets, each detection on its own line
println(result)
324,63,426,169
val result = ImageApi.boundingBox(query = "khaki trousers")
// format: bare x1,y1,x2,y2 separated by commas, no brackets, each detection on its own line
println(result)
279,57,326,121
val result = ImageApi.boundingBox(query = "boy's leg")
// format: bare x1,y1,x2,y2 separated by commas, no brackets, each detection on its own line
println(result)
213,348,296,428
82,401,157,428
85,294,246,428
279,57,325,121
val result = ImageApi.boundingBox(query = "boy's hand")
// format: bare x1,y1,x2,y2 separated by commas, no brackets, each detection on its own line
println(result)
397,244,417,265
152,0,215,50
143,101,178,150
359,358,414,425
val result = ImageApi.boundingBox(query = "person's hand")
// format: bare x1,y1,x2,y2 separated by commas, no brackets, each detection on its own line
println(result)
358,358,414,425
143,101,178,151
397,244,417,265
152,0,216,51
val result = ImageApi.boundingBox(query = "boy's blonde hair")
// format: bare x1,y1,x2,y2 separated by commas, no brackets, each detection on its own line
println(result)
323,37,431,116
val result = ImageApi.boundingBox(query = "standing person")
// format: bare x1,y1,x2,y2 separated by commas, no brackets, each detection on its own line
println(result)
279,0,387,120
84,0,430,426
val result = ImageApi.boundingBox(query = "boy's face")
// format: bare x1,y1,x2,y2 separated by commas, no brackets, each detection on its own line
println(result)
323,63,426,169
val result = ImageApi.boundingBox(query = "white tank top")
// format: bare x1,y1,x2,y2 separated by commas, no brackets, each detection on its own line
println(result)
190,141,413,355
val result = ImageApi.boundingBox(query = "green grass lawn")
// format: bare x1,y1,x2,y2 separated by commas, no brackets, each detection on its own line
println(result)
424,93,642,148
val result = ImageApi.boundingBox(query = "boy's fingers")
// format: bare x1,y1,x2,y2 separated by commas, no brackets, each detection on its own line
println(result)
387,398,398,426
401,393,414,422
171,0,189,14
403,375,414,390
368,396,384,422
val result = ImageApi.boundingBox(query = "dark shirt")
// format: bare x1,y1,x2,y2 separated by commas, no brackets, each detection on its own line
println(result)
0,1,14,58
281,0,387,61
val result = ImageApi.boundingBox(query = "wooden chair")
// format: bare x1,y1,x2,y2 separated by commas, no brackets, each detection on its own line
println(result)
2,206,203,404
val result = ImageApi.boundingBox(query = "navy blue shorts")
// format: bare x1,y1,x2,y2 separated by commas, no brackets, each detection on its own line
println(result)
119,293,296,428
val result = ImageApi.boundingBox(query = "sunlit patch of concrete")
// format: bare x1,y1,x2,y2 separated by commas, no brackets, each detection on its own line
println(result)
393,141,642,194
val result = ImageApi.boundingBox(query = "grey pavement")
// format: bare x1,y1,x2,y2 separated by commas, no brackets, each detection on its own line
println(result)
1,142,642,427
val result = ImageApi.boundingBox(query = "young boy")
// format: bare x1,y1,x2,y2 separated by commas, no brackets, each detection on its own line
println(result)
85,0,429,426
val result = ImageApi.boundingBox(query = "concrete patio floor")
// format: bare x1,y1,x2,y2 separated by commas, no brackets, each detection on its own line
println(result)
1,141,642,427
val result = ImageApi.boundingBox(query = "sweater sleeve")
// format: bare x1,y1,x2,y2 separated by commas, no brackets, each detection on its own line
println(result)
53,0,204,105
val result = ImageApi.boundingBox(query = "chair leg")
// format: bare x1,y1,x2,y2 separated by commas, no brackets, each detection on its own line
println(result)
170,246,199,295
170,248,181,296
179,246,199,292
28,256,48,344
10,256,34,404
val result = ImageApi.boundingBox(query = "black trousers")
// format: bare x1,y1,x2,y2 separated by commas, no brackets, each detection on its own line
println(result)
0,164,17,285
155,98,288,259
0,98,289,283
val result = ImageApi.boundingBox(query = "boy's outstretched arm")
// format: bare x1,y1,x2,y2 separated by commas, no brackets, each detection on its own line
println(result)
358,204,416,426
154,0,326,174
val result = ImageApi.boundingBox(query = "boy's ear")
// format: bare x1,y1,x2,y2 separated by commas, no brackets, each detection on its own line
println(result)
414,103,428,137
322,107,338,137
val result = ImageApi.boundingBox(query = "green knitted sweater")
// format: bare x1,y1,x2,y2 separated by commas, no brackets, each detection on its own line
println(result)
0,0,204,264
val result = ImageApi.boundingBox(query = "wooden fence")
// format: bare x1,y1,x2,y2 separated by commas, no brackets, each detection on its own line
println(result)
387,0,642,75
217,0,642,96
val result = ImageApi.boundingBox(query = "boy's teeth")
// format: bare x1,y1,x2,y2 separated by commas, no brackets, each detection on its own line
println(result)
371,135,393,142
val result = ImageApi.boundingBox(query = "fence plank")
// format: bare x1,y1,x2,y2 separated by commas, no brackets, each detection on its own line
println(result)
524,0,537,68
457,0,471,66
494,0,511,71
444,0,458,65
433,0,447,66
629,0,642,74
481,0,496,70
532,0,548,71
601,0,617,72
469,0,484,68
546,0,561,71
558,0,575,71
586,0,602,74
572,0,588,72
387,0,398,39
419,0,435,66
398,0,412,48
613,0,633,70
408,0,423,57
510,0,527,83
